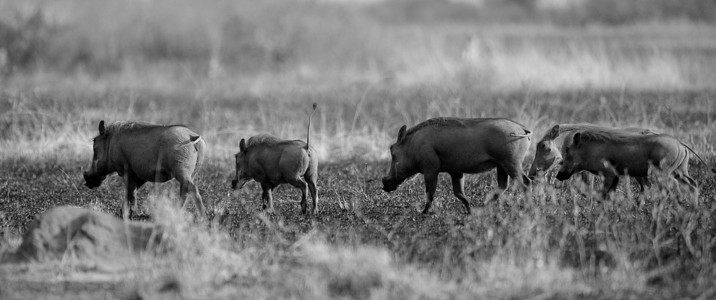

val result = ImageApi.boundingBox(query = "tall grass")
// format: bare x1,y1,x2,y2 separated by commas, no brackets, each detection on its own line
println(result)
1,87,714,163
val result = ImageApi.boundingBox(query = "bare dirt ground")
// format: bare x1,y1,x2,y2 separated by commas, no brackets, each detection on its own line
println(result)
2,156,716,299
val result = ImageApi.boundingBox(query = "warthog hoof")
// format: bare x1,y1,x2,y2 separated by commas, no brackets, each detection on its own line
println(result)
421,209,436,215
261,205,275,214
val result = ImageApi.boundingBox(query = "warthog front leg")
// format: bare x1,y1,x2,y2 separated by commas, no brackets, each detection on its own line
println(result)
635,177,650,193
422,172,439,214
602,174,620,199
449,172,471,214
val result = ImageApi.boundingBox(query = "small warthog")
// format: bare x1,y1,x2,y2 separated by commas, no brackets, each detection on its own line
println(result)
556,129,715,197
83,120,207,219
232,103,318,214
529,123,653,189
382,117,532,214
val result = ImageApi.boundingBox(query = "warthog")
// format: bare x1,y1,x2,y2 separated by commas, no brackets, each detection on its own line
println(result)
556,129,715,197
232,103,318,214
382,117,532,214
83,120,206,219
529,123,653,190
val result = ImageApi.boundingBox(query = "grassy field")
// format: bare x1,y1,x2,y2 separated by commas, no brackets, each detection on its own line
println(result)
2,0,716,299
1,89,715,299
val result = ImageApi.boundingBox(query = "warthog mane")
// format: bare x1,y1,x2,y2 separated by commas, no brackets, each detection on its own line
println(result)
404,117,510,139
246,134,283,148
577,130,648,144
102,121,164,136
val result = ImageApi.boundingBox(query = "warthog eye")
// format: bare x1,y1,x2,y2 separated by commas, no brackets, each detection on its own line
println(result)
542,142,554,151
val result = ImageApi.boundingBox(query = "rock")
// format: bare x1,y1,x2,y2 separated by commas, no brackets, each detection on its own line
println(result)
1,206,165,270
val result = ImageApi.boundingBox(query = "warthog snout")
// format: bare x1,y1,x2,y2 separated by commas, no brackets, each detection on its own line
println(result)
83,172,105,189
527,169,546,182
381,177,398,192
555,171,571,181
231,178,248,190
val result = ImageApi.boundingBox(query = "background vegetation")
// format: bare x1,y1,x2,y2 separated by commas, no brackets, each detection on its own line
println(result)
1,0,715,298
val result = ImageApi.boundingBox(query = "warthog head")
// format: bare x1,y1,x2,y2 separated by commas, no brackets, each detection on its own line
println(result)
528,125,562,180
556,132,585,181
528,139,563,180
231,138,252,190
83,120,110,189
382,125,418,192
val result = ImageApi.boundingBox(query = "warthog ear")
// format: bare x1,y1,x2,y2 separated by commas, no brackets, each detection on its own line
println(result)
239,138,246,152
573,132,582,147
547,125,560,139
98,120,106,135
397,125,407,143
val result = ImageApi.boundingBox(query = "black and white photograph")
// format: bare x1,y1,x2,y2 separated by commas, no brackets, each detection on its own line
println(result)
1,0,715,299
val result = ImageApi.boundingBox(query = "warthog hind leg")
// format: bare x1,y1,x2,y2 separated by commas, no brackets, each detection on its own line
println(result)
260,182,275,213
494,164,529,203
673,172,698,190
496,166,509,191
178,175,206,217
449,172,471,214
124,174,144,220
287,177,309,214
305,175,318,214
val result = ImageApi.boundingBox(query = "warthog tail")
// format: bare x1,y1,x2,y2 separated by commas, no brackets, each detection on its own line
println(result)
174,135,203,150
193,135,206,179
306,103,317,150
510,129,533,138
680,142,715,173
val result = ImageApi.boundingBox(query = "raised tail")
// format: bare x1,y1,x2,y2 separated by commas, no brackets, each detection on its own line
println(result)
192,136,206,180
681,142,716,174
306,103,317,150
174,135,203,150
172,135,205,179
